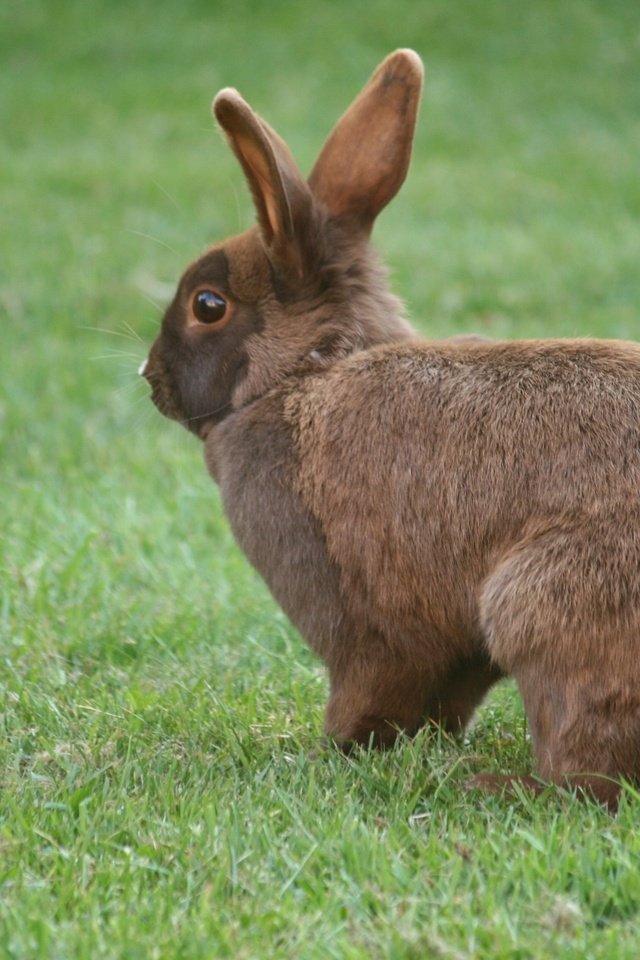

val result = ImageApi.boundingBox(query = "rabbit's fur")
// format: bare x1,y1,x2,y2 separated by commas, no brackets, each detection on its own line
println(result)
143,50,640,809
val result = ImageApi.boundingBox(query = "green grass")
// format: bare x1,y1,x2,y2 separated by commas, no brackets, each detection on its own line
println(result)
2,0,640,956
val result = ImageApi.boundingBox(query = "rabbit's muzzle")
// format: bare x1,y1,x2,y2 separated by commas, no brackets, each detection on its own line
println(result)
140,348,184,426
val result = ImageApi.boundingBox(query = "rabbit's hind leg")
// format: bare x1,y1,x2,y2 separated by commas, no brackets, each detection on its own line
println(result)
470,666,640,811
515,660,640,811
477,514,640,810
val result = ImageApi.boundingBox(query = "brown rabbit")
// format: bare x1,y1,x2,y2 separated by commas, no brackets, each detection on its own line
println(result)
142,49,640,810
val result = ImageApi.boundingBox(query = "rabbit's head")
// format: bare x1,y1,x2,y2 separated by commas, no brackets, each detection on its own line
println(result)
143,50,424,438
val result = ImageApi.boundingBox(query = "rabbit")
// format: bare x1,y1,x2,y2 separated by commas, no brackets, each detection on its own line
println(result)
141,49,640,810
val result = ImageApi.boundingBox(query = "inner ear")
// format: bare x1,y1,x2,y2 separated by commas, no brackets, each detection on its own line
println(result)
231,130,290,244
213,89,315,273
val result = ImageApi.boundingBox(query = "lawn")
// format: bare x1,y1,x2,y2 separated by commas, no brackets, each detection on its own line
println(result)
2,0,640,956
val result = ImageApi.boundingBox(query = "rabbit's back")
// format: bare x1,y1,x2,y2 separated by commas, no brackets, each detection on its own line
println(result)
290,338,640,514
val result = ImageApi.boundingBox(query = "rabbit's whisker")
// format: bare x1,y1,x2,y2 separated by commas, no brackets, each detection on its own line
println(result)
90,351,142,362
80,325,140,343
120,319,144,343
152,178,185,215
138,292,165,315
125,229,178,255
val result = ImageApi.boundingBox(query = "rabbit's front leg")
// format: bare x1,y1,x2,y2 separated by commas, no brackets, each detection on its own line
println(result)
423,655,504,733
323,639,501,748
323,648,435,748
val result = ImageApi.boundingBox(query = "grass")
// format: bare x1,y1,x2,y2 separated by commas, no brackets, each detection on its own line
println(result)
2,0,640,956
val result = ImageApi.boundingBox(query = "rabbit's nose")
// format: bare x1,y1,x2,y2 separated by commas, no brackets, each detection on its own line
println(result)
138,358,149,377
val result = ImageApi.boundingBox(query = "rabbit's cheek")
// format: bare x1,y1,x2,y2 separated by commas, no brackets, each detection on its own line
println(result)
167,334,252,435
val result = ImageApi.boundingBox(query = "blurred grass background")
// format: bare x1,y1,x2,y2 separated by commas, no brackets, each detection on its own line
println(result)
1,1,640,957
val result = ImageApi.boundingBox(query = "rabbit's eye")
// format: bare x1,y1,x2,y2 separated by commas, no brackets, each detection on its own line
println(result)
192,290,227,325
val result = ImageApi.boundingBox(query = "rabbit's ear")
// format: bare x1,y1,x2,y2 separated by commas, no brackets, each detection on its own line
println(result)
308,49,424,233
213,89,315,273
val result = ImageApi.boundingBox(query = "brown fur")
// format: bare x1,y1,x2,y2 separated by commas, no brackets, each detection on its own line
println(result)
143,50,640,810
